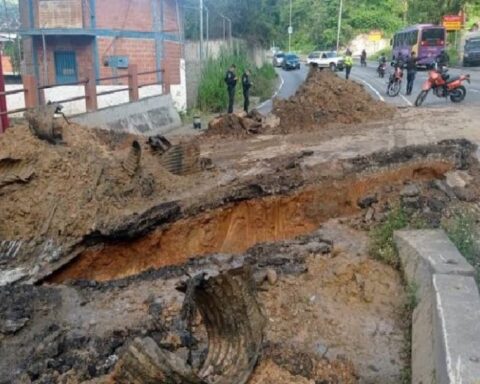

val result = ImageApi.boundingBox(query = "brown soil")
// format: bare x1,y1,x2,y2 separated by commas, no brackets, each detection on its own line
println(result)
271,68,395,134
49,160,452,282
258,221,409,383
0,122,208,242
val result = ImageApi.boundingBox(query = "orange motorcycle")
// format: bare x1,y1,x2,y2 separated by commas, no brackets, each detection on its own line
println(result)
415,68,470,107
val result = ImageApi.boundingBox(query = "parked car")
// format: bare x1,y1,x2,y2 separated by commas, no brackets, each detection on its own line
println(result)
272,52,285,67
463,37,480,66
282,53,301,70
307,51,344,71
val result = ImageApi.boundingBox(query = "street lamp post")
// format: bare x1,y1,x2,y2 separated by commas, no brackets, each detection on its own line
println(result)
288,0,293,52
199,0,204,59
336,0,343,52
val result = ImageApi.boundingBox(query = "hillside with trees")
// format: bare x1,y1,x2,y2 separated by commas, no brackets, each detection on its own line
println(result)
184,0,480,50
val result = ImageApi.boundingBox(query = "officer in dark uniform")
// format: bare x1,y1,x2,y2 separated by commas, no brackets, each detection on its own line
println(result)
224,64,237,114
405,51,419,96
242,69,252,113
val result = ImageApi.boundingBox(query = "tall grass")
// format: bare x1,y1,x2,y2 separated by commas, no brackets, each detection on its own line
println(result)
197,50,277,112
443,212,480,283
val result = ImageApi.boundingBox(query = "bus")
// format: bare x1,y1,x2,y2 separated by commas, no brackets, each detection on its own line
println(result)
392,24,446,67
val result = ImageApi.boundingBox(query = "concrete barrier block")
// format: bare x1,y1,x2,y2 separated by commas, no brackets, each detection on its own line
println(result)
433,274,480,384
394,230,475,290
394,229,480,384
72,94,181,136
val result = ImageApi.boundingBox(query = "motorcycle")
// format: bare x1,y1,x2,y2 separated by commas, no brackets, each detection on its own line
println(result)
361,56,367,67
377,62,387,78
387,64,403,97
415,67,470,107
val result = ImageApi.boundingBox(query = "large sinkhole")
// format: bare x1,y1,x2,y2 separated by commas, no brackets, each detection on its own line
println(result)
48,159,453,283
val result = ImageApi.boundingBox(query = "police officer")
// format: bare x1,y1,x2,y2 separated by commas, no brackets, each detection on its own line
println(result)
224,64,237,114
406,51,419,96
242,69,252,113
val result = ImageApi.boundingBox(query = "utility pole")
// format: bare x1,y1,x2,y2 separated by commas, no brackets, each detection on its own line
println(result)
205,6,209,58
288,0,293,52
336,0,343,52
199,0,204,60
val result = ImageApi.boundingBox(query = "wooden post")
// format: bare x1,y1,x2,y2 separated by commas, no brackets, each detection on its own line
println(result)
84,66,98,112
0,51,8,132
23,74,38,109
128,64,139,102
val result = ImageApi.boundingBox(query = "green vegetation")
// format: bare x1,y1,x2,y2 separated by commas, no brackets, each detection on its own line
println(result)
197,50,277,112
443,211,480,283
185,0,480,52
369,206,408,268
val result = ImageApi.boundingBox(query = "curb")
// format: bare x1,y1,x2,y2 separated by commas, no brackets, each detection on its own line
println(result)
394,229,480,384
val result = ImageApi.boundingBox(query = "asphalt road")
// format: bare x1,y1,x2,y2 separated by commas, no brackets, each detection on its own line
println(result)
348,62,480,107
258,62,480,113
257,65,309,115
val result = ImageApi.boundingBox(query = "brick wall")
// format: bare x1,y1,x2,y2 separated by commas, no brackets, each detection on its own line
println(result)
35,36,94,85
96,0,153,31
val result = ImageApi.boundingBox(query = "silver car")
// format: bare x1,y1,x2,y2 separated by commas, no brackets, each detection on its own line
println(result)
273,52,285,67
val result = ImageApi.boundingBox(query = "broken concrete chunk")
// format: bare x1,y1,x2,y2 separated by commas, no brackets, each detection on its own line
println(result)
357,194,378,209
400,184,420,197
445,170,472,189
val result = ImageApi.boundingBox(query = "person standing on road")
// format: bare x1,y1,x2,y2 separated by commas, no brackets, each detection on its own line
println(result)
361,49,367,67
242,69,252,113
225,64,237,114
406,51,419,96
344,51,353,80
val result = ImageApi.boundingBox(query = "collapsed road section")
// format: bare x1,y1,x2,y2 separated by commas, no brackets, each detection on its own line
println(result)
2,66,480,384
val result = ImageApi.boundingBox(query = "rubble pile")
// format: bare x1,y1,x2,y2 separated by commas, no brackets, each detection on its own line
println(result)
205,110,264,137
271,68,395,134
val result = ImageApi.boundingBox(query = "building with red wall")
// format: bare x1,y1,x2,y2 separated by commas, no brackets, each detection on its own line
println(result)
19,0,183,93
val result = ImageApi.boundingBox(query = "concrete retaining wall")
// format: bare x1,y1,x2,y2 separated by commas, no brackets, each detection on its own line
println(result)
72,93,181,136
394,230,480,384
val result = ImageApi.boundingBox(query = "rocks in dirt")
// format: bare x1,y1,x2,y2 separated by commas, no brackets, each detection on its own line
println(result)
400,184,420,198
271,68,395,134
445,170,473,189
206,111,263,137
357,194,378,209
0,157,35,189
266,269,278,285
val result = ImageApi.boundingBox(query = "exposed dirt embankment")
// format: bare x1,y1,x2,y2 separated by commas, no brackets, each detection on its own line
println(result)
49,158,453,283
271,68,395,134
0,123,205,242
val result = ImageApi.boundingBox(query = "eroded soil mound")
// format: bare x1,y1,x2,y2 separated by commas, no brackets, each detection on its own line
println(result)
271,68,395,134
205,110,264,138
0,122,207,242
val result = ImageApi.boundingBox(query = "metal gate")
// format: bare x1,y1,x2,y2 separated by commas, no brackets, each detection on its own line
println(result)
54,51,78,84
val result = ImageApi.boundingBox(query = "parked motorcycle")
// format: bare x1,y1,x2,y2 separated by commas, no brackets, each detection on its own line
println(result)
377,62,387,78
387,64,403,97
415,68,470,107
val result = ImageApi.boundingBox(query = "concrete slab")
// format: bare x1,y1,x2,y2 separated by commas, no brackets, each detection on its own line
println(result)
394,230,475,288
395,229,480,384
72,94,181,136
433,274,480,384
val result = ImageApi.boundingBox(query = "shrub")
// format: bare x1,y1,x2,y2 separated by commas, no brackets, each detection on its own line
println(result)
197,50,277,112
